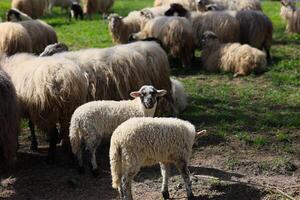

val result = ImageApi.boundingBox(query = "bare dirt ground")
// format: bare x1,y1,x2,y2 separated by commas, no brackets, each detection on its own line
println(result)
1,128,299,200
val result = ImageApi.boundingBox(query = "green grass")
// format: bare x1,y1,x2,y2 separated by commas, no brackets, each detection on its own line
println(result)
0,1,299,155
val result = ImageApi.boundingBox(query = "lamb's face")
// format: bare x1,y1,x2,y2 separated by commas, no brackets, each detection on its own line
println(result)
165,3,188,17
40,43,69,57
130,86,167,109
108,15,122,30
196,0,210,11
201,31,219,48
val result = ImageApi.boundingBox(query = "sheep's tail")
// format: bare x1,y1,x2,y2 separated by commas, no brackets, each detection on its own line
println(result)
171,78,188,114
110,143,122,189
69,119,82,156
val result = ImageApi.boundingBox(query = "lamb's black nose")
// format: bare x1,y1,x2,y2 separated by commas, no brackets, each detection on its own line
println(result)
128,34,135,42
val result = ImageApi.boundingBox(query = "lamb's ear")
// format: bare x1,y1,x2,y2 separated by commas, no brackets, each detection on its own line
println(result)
157,89,167,97
130,91,141,98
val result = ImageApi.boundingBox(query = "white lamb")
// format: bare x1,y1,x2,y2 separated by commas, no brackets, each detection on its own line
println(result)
69,85,167,176
110,117,206,200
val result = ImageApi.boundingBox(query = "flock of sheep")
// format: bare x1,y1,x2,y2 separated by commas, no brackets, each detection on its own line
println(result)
0,0,299,199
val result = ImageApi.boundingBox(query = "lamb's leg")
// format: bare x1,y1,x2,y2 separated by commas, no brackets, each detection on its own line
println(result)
120,175,133,200
160,162,170,199
47,127,59,163
77,147,84,174
175,160,194,200
86,138,101,177
29,120,38,151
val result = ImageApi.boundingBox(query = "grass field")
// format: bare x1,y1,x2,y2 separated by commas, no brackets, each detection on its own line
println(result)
0,1,300,199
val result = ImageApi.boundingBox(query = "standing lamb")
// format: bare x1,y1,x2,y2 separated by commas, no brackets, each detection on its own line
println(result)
69,85,167,176
1,54,90,161
82,0,115,18
201,31,267,77
0,22,32,56
154,0,197,11
280,0,300,34
48,0,79,14
131,16,195,68
11,0,47,18
69,2,84,20
191,11,240,47
110,117,206,200
0,67,20,167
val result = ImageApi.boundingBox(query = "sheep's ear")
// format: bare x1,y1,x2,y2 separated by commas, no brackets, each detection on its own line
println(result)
157,89,167,97
130,91,141,98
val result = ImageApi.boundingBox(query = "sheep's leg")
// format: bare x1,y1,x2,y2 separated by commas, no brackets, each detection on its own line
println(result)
160,162,170,199
28,120,38,151
86,138,101,177
175,160,194,200
266,48,272,64
120,175,133,200
47,127,59,163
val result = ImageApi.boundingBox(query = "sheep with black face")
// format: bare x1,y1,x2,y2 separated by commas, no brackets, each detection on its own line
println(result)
69,85,167,176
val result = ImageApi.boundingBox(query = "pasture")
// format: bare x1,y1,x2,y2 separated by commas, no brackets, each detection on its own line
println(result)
0,0,300,199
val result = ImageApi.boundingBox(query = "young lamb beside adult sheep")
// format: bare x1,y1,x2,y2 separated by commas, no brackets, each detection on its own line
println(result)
82,0,115,18
195,0,262,12
234,10,273,62
201,31,267,77
280,0,300,34
6,8,32,21
108,12,141,44
154,0,197,11
110,117,206,200
11,0,47,18
52,41,174,113
1,54,90,161
0,22,32,56
70,85,167,176
191,11,240,47
0,67,20,167
131,16,195,68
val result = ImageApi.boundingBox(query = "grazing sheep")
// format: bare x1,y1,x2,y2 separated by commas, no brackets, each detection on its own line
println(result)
0,22,32,56
154,0,197,11
280,0,300,34
11,0,47,18
201,31,267,77
234,10,273,62
191,11,240,47
18,20,58,54
6,8,32,21
195,0,262,12
69,2,84,20
110,117,205,200
1,53,90,161
82,0,115,18
108,12,141,44
171,78,187,113
131,16,195,68
52,41,174,113
48,0,78,14
70,85,167,176
0,67,20,167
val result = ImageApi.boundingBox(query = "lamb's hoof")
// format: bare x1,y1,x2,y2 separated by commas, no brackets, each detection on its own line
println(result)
187,193,195,200
92,169,100,177
78,166,85,174
162,191,170,199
